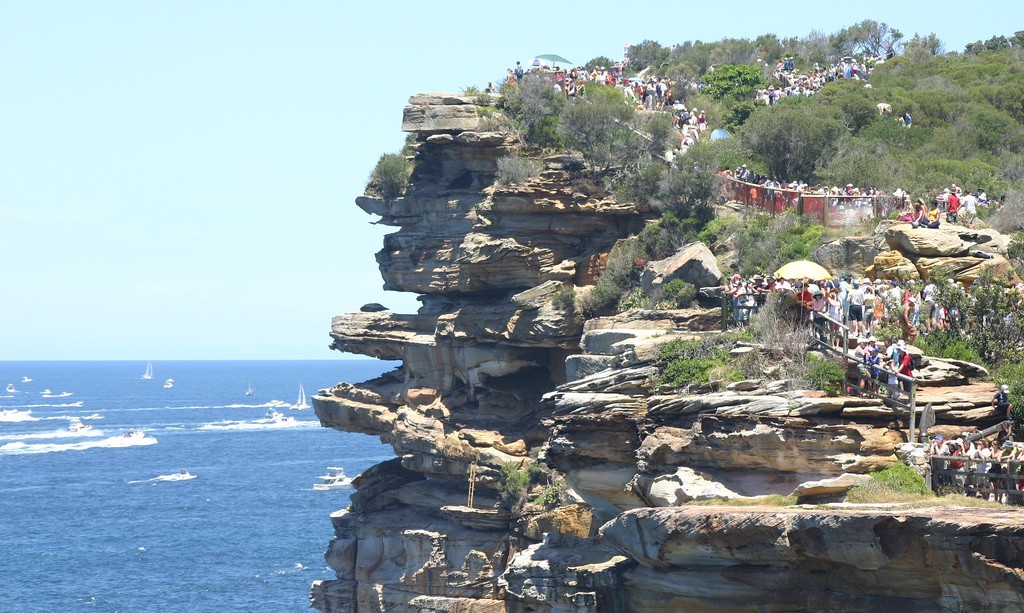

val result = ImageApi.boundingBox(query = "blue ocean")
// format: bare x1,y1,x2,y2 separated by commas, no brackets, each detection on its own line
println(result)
0,360,395,613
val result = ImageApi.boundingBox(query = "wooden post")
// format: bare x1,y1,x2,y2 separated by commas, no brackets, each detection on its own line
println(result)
909,380,917,443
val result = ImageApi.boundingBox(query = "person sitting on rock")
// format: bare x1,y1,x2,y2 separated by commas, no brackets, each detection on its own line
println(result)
924,201,941,229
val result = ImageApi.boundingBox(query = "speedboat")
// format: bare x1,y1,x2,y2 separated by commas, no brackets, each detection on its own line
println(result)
122,430,145,440
68,417,92,433
266,409,296,425
41,389,52,395
5,383,15,393
163,378,174,389
313,467,352,491
21,376,31,383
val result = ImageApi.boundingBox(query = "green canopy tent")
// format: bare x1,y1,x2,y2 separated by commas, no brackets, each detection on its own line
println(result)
534,54,573,68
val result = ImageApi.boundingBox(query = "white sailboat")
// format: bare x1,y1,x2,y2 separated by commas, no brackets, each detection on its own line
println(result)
245,379,255,397
290,383,309,410
141,362,153,380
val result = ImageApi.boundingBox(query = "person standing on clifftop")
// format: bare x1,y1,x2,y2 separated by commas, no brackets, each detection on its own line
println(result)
995,384,1014,429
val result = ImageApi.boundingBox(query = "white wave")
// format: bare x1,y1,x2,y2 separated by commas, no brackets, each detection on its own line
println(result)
0,433,158,455
9,402,85,410
0,409,38,422
196,417,318,431
0,428,105,442
151,471,196,482
41,392,74,398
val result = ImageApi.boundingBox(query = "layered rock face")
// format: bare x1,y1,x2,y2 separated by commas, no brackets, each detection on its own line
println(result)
311,93,1023,613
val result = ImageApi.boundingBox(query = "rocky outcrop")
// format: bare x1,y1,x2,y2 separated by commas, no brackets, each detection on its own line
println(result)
600,506,1024,612
868,223,1021,284
311,93,1015,613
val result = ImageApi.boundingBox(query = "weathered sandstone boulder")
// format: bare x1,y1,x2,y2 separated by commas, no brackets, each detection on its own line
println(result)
639,242,723,297
883,224,973,257
868,249,919,280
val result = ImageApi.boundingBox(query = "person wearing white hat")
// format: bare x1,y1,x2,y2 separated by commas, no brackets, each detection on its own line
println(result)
994,384,1013,421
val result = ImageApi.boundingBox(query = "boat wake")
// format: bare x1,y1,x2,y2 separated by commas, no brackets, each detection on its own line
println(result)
6,402,85,410
196,417,317,431
151,471,196,482
0,428,105,442
0,409,38,422
0,433,158,455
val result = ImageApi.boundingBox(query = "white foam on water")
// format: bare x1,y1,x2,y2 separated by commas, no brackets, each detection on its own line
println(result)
151,471,196,482
0,433,158,455
196,417,318,431
0,409,38,422
0,428,105,441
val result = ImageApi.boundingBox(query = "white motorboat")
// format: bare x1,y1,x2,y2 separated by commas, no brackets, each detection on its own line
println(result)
289,383,309,410
313,467,352,491
42,391,73,398
6,383,16,393
141,362,153,380
68,417,92,434
163,378,174,389
266,409,297,425
21,376,32,383
122,430,145,440
40,389,52,395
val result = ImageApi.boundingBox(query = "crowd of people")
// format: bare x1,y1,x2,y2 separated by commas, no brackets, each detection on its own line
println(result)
759,54,882,105
929,427,1024,504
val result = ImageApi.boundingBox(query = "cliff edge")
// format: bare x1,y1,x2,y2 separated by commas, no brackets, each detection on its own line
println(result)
310,93,1024,613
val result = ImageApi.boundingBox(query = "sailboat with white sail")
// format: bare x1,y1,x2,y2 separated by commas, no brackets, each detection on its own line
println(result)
290,383,309,410
141,362,153,380
245,379,255,397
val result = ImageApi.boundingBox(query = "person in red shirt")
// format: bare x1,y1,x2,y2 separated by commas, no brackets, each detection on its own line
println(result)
947,190,960,223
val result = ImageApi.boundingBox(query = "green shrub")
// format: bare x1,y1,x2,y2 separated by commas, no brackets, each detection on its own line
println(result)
915,330,984,364
496,156,542,186
878,463,930,495
806,354,845,395
498,461,538,514
658,338,733,387
662,279,697,308
366,152,411,200
552,284,576,312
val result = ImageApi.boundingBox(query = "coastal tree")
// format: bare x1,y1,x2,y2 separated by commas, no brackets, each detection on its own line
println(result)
700,64,766,102
740,96,846,180
558,84,641,174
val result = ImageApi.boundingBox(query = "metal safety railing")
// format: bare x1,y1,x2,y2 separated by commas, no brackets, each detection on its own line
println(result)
929,453,1024,503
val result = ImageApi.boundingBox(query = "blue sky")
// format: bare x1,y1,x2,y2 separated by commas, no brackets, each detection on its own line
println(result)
0,1,1013,360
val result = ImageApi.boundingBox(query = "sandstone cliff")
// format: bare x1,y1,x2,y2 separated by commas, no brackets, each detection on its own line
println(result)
310,93,1023,613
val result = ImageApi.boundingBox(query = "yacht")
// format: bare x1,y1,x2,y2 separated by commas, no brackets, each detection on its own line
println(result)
141,362,153,380
313,467,352,491
163,378,174,389
289,383,309,410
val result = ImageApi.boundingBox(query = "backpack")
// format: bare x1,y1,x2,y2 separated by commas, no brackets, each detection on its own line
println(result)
514,65,524,80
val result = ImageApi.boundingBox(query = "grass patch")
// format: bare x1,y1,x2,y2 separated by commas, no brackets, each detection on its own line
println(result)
688,494,798,507
846,461,932,503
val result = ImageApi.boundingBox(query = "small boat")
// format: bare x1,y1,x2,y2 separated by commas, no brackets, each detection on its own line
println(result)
266,409,297,425
122,430,145,440
163,378,174,389
245,379,254,397
68,417,92,433
289,383,309,410
42,391,73,398
141,362,153,380
313,467,352,491
40,389,52,395
5,383,16,393
21,376,32,383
